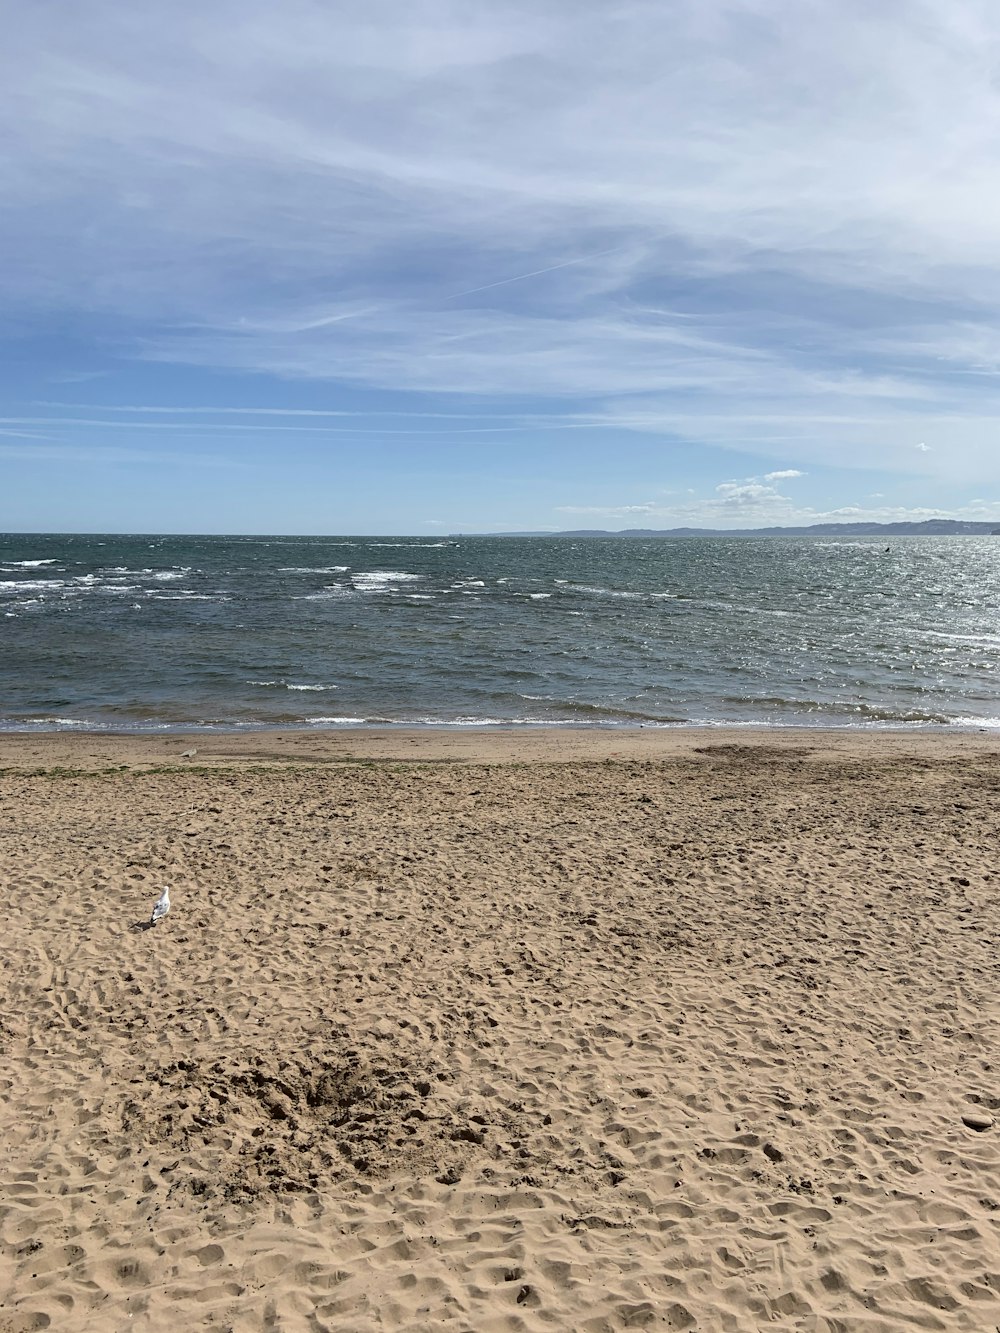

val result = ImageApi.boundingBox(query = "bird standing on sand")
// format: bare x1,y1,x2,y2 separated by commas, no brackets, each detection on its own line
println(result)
150,886,170,925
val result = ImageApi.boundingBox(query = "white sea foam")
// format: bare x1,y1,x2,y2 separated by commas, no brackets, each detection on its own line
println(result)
149,592,230,601
304,715,589,727
97,566,193,580
351,570,421,590
250,680,338,691
278,566,349,574
0,579,66,592
19,717,96,728
413,716,601,727
306,716,369,724
925,630,1000,649
8,559,58,568
528,593,552,599
566,584,645,599
297,586,349,600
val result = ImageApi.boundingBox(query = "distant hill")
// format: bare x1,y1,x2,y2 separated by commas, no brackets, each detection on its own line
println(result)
488,520,1000,537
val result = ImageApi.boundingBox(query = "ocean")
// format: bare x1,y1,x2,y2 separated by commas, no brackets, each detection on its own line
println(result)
1,532,998,732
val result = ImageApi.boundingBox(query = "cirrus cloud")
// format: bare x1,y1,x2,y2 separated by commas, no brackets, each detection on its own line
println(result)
4,0,1000,523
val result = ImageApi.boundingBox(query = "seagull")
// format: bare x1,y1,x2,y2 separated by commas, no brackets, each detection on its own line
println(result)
149,886,170,926
180,748,197,759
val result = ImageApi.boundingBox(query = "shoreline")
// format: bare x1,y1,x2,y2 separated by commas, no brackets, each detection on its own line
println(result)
1,722,999,769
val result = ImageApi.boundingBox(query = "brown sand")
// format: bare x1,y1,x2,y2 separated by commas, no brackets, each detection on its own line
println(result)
0,728,998,1332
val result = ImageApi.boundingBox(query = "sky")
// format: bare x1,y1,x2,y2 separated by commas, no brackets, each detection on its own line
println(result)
4,0,1000,533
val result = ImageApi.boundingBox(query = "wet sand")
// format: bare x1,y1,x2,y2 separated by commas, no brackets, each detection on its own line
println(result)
0,729,998,1331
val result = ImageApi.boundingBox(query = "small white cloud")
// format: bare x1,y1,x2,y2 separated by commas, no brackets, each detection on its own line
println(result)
555,502,657,516
764,469,805,481
715,481,778,505
916,442,932,451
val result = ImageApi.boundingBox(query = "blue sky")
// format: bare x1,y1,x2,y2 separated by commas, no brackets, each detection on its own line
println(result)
4,0,1000,533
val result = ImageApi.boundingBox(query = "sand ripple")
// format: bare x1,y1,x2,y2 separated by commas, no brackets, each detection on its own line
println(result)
0,736,998,1330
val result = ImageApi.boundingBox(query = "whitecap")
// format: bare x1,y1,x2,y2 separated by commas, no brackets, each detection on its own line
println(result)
925,630,1000,649
0,579,65,592
296,586,349,600
565,583,644,599
149,592,230,601
249,680,338,691
351,570,421,590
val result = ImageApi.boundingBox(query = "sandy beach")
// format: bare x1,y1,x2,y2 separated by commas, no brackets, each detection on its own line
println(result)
0,728,998,1332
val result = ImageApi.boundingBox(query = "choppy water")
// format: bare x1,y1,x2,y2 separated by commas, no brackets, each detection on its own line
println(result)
2,533,999,731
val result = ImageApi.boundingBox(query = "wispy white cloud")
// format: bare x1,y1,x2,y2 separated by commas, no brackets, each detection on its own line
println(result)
0,442,240,466
0,428,56,441
40,402,560,420
5,0,1000,486
764,469,805,481
2,413,593,436
555,502,660,518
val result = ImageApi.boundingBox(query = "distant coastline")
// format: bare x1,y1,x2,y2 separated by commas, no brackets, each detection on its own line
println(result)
3,519,999,539
487,519,1000,537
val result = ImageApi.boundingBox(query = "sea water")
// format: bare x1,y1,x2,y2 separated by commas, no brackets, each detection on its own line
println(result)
1,533,998,731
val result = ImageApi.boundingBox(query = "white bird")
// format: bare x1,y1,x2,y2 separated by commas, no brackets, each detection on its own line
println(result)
150,886,170,925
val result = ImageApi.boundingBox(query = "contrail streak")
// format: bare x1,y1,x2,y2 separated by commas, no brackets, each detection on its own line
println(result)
444,246,624,300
